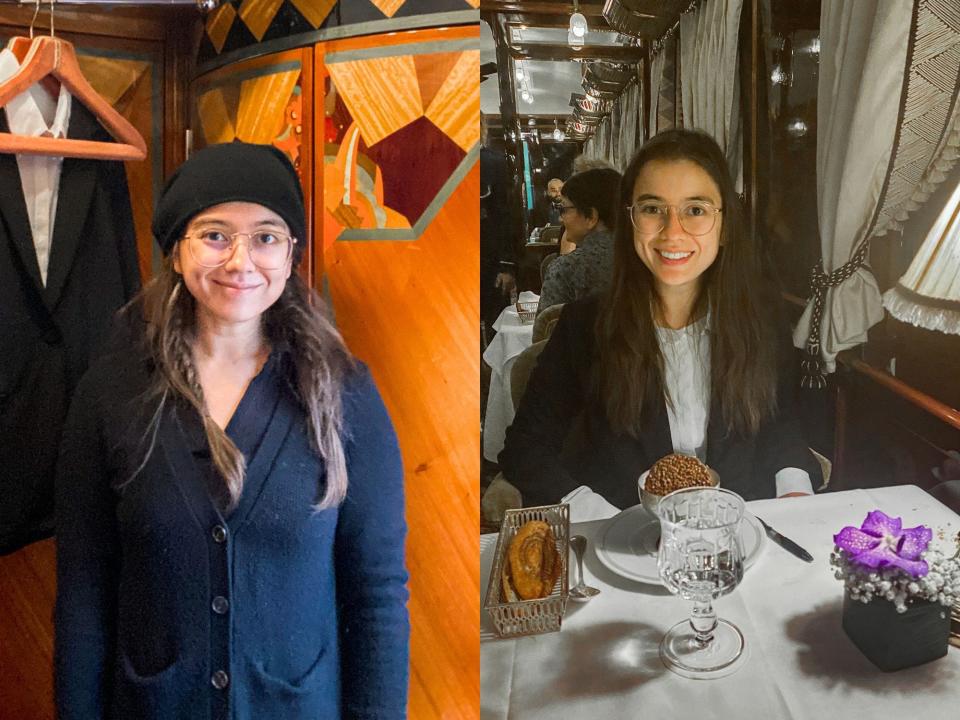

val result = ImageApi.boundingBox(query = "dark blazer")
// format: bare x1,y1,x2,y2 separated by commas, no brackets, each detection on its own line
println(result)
54,341,409,719
0,101,140,554
499,297,821,509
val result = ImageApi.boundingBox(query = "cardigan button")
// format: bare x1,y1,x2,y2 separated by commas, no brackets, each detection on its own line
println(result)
211,525,227,543
211,670,229,690
211,596,229,615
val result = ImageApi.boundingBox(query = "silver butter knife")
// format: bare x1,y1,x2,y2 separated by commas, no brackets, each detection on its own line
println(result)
756,517,813,562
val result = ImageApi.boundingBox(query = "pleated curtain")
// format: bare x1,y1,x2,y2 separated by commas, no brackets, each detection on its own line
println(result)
678,0,744,188
648,49,666,136
793,0,960,380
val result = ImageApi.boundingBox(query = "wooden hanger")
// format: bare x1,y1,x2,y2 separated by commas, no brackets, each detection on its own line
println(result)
0,35,146,161
8,36,34,63
6,35,60,97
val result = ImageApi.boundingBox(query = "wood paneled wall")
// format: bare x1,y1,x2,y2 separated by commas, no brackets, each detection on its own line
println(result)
323,163,480,717
316,26,480,717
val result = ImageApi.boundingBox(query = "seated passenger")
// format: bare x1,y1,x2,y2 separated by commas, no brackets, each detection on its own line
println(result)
531,177,565,228
538,168,622,314
500,130,819,508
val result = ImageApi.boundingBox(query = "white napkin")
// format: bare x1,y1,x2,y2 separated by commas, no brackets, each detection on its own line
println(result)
560,485,620,524
518,290,540,304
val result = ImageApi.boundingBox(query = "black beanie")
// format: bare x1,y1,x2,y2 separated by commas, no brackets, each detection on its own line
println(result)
152,142,306,262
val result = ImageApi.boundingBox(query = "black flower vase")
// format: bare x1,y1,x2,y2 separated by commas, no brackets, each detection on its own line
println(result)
842,591,951,671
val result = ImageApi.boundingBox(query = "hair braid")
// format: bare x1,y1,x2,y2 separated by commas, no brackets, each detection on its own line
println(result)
264,274,352,509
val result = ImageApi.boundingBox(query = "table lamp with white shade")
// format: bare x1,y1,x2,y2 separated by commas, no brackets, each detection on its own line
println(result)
883,180,960,336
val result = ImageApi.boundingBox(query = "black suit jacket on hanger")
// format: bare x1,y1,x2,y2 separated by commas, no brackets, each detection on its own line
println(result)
499,296,822,509
0,99,140,554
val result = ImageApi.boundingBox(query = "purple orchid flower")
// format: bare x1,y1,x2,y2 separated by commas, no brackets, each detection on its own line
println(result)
834,510,931,576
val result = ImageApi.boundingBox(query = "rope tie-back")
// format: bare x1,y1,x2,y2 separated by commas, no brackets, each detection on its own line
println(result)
800,239,872,390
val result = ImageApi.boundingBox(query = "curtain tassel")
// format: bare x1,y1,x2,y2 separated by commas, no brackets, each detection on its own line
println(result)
800,241,871,390
800,341,827,389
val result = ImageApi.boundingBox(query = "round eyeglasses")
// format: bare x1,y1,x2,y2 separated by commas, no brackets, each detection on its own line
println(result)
626,201,722,237
182,230,297,270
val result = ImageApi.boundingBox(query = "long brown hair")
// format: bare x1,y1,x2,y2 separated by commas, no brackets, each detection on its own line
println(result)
595,129,778,439
131,255,354,511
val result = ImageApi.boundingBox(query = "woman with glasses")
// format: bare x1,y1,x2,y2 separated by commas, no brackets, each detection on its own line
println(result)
54,143,408,719
500,129,819,508
538,167,622,313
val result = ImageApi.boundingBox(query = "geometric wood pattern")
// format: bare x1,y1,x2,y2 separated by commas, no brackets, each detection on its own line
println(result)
289,0,336,28
237,0,285,42
320,25,479,239
205,2,237,54
235,69,299,142
197,86,238,145
369,0,406,17
198,0,478,65
327,55,422,146
424,49,480,152
76,55,149,107
415,51,461,109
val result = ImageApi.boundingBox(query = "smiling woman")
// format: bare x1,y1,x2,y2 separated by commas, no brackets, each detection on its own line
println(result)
54,142,408,720
499,129,822,509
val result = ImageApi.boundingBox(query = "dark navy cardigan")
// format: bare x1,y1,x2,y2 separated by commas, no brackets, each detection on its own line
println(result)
54,346,409,719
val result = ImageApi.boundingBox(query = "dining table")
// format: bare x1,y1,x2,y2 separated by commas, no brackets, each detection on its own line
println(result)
481,484,960,719
482,291,538,462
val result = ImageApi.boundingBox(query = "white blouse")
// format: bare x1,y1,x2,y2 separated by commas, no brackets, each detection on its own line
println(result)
0,48,72,287
656,315,814,497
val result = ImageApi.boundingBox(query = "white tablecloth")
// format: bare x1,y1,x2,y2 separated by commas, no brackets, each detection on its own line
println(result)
481,485,960,719
482,293,538,462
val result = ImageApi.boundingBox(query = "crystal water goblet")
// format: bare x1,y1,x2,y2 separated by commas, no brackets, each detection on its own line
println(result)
656,487,746,677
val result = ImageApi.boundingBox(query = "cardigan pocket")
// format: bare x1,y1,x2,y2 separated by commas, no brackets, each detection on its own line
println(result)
114,652,188,719
250,641,334,698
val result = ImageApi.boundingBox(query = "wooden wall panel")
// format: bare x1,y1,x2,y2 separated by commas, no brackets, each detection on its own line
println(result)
0,540,56,720
324,164,480,718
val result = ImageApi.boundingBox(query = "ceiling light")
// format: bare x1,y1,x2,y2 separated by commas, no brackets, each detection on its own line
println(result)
516,67,524,81
569,12,588,38
521,90,533,103
569,1,587,48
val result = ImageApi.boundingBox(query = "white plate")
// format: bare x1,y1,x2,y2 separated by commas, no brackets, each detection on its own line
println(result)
595,504,765,585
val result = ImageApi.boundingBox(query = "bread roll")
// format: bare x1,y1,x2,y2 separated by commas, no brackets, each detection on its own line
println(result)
504,520,560,601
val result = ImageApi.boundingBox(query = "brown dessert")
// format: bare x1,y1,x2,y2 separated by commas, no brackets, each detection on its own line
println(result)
502,520,561,601
645,453,714,496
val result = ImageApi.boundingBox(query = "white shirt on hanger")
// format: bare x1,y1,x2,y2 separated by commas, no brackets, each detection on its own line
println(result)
657,313,814,497
0,47,72,287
